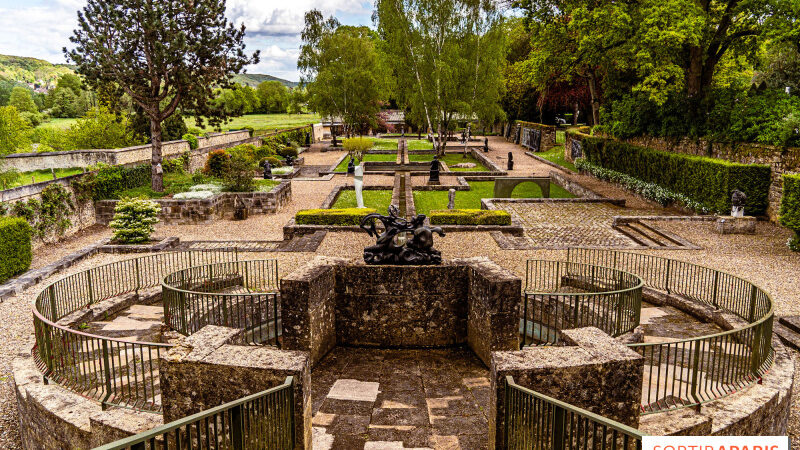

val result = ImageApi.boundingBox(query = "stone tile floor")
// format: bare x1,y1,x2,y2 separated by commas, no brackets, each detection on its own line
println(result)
497,202,659,248
86,303,164,342
311,347,491,450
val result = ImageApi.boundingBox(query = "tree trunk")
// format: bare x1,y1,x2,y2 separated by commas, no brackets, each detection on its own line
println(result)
587,73,601,126
687,46,704,99
150,117,164,192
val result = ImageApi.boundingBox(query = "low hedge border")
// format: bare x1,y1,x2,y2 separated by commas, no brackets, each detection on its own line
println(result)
429,209,511,225
295,208,377,226
0,217,33,283
581,136,771,215
779,174,800,251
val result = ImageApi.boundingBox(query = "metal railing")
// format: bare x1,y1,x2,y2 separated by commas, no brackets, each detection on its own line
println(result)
33,250,239,412
94,376,295,450
162,260,280,346
522,260,643,345
567,249,774,414
505,376,644,450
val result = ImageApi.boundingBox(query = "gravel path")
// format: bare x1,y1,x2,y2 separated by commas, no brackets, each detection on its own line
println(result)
1,142,799,447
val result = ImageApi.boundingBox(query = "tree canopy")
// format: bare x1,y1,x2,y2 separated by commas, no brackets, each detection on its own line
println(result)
66,0,258,191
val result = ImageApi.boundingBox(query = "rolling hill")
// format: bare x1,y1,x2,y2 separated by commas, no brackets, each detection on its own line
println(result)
0,53,297,89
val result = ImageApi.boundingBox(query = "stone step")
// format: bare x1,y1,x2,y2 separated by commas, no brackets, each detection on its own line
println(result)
779,315,800,335
774,322,800,352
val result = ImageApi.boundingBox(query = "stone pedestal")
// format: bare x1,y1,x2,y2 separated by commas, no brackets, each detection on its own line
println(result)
489,327,644,449
280,256,520,367
159,326,312,449
715,216,757,234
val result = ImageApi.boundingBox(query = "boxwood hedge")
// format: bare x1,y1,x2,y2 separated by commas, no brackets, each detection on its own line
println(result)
429,209,511,225
581,137,771,215
0,217,32,283
780,174,800,234
295,208,377,226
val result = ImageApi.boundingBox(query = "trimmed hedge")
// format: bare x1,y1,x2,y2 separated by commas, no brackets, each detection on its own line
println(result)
295,208,377,226
0,217,32,283
780,174,800,251
90,164,151,200
429,209,511,225
581,137,771,215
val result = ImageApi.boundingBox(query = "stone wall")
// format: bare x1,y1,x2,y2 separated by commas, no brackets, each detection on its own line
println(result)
565,131,800,221
159,326,312,449
95,180,291,225
280,256,520,367
507,121,558,151
3,131,251,172
489,327,644,448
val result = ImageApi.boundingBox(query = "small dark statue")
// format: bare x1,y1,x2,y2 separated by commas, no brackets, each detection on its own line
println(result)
507,152,514,170
731,189,746,217
429,155,441,184
360,206,445,265
261,160,272,179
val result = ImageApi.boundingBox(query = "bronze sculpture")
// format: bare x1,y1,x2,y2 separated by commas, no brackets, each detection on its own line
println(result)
360,206,445,265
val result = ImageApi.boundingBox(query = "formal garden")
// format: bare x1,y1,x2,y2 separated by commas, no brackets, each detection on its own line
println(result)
0,0,798,450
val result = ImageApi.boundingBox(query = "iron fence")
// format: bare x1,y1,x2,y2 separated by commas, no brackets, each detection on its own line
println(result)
33,250,239,412
505,376,644,450
567,249,774,414
162,260,280,346
522,260,643,345
93,376,295,450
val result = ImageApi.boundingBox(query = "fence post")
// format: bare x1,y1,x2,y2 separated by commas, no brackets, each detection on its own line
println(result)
86,270,95,304
48,285,58,320
750,323,763,375
288,377,296,449
42,323,54,379
665,259,672,294
690,340,702,404
711,271,719,309
748,285,758,323
135,258,141,295
505,377,512,448
552,404,565,450
101,340,112,410
231,404,244,450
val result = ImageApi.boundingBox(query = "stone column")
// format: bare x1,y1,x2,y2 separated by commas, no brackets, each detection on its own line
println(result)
457,257,521,366
159,326,312,449
489,327,644,449
280,256,348,366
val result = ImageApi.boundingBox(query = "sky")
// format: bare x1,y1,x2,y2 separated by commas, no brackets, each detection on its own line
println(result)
0,0,375,82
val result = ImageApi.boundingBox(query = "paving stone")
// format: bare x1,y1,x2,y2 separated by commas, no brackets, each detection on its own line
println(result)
430,415,488,436
319,398,375,416
327,379,380,402
326,414,370,435
371,407,430,427
312,426,335,450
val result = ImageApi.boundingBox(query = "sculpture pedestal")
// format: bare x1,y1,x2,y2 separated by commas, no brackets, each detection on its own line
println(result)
715,216,756,234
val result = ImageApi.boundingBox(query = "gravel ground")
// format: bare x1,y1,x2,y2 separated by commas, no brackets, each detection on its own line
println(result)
1,141,798,447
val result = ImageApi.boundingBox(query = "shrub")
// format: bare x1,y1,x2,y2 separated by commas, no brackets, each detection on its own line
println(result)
204,149,230,178
0,217,32,282
64,108,144,150
295,208,377,225
260,156,282,168
182,133,199,150
581,137,771,215
109,197,161,243
11,184,75,240
221,153,256,192
342,137,373,153
429,209,512,225
277,146,299,159
780,174,800,251
87,163,151,200
163,157,185,174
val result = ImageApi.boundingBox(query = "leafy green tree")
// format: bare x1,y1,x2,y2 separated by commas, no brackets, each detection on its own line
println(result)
50,87,78,118
66,0,259,192
64,108,144,150
300,13,385,136
287,87,308,114
0,106,33,154
9,87,37,113
0,78,14,106
213,83,260,117
56,73,83,95
376,0,506,153
256,81,289,113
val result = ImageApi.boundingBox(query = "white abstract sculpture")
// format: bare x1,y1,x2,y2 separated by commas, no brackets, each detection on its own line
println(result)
354,164,365,208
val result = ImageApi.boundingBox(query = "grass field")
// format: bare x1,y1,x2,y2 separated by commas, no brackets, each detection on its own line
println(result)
332,190,393,211
35,118,79,130
535,145,577,172
6,167,84,189
408,154,489,172
334,153,397,172
184,113,321,133
413,181,575,215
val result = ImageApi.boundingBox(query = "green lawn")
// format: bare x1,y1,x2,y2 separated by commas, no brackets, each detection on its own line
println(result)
35,118,79,131
413,181,575,216
535,145,577,172
113,172,278,199
334,153,396,172
332,190,393,212
407,139,433,150
408,153,489,172
184,113,320,133
5,167,84,189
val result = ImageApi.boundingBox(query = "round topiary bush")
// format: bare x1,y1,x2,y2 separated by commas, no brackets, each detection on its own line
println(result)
182,133,199,150
109,197,161,244
204,149,230,178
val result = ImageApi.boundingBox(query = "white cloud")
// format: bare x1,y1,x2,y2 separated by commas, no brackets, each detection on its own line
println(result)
0,0,374,81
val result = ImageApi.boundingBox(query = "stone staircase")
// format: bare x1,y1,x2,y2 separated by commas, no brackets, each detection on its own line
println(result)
775,316,800,351
612,220,696,249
